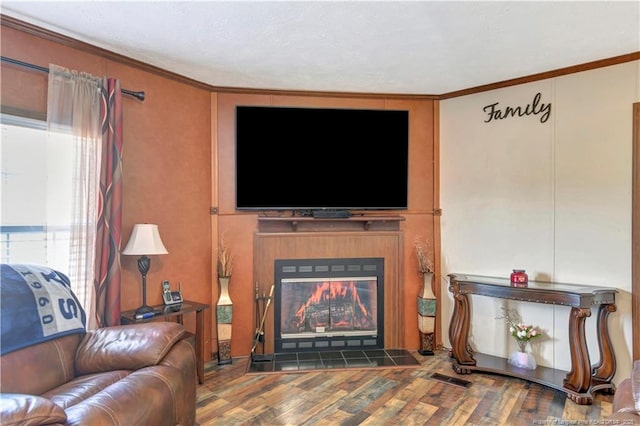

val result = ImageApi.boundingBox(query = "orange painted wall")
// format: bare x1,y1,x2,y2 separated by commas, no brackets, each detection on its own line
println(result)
2,20,439,360
1,24,214,356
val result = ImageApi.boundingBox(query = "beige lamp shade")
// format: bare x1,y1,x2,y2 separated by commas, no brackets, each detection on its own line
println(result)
122,224,168,255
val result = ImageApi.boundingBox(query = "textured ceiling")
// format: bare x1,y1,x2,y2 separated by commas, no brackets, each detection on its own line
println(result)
2,1,639,95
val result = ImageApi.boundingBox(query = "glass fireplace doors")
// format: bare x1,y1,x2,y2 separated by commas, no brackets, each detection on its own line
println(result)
274,258,384,352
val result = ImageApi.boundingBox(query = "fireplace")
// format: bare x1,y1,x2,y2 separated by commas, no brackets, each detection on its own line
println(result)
274,258,384,352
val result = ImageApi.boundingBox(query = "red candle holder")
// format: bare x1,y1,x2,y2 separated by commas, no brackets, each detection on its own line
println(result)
510,269,528,287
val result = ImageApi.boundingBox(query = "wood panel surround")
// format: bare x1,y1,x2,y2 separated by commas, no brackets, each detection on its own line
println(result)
254,219,404,353
214,92,438,357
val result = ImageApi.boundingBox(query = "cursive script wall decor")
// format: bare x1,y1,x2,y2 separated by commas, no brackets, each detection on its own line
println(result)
483,92,551,124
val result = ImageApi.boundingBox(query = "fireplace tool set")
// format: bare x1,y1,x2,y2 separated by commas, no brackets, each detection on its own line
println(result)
251,283,274,362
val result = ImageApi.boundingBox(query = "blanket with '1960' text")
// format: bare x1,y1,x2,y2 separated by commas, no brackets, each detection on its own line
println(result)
1,263,86,356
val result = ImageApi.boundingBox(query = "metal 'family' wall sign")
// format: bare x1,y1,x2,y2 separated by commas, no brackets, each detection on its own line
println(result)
483,92,551,124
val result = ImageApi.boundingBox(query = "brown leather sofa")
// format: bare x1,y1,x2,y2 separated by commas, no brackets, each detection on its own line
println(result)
608,360,640,423
0,321,196,426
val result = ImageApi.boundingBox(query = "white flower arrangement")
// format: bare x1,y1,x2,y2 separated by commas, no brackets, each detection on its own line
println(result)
497,307,542,352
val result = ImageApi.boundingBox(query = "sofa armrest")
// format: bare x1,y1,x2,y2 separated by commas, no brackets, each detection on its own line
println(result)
610,360,640,421
0,393,67,426
75,322,185,374
632,359,640,412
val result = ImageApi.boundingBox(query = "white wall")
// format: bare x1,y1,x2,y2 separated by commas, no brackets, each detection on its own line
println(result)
440,61,639,383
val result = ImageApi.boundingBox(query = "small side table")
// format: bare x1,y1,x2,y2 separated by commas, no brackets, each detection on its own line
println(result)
121,300,210,384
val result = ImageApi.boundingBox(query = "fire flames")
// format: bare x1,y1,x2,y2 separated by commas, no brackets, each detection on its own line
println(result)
282,279,376,333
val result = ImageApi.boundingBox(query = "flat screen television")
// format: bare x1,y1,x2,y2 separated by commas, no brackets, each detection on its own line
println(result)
235,106,409,215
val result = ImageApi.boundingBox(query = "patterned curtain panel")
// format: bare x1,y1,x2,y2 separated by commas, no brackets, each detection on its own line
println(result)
94,78,123,327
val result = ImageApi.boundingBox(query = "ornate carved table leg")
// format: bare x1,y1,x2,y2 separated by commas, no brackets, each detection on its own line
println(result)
448,284,459,359
591,303,617,392
563,307,593,404
449,281,475,374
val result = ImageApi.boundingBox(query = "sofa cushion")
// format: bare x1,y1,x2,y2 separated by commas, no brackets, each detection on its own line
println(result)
75,322,186,374
63,366,186,426
0,393,67,426
43,370,131,409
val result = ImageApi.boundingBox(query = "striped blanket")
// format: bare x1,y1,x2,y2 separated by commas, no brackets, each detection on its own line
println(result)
1,264,86,356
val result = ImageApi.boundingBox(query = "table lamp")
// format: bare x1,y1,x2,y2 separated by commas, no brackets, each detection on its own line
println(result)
122,223,168,315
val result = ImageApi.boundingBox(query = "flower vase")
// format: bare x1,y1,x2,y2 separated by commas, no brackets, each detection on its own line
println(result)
216,276,233,365
508,341,536,370
417,271,436,355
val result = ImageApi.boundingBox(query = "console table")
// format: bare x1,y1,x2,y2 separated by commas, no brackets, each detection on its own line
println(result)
121,300,210,384
447,273,617,405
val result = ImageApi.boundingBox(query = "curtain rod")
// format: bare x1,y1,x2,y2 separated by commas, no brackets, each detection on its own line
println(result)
1,56,145,101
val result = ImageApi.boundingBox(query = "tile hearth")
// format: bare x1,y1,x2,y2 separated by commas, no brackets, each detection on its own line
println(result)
246,349,420,374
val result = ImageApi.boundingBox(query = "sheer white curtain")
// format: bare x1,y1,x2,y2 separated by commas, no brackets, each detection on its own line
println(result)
47,64,102,330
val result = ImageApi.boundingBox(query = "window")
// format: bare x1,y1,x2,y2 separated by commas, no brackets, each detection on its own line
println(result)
0,114,74,275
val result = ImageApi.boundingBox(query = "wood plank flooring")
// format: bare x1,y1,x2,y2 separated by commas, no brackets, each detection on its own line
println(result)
196,349,614,425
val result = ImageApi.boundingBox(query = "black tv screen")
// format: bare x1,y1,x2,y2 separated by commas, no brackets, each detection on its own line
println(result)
235,106,409,213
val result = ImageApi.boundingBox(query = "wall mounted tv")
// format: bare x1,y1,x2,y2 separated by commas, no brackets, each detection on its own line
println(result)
235,106,409,216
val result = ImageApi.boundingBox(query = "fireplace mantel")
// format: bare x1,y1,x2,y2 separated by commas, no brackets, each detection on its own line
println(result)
257,215,405,232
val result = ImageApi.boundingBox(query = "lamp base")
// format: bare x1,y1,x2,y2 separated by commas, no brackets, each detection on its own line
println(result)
135,305,154,316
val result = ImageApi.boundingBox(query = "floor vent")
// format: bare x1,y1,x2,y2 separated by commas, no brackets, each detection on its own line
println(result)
430,372,472,388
